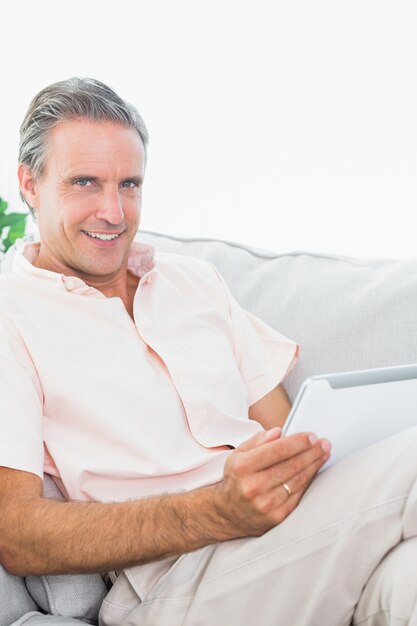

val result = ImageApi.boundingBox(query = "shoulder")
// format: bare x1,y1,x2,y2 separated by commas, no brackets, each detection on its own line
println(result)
153,252,230,309
0,274,30,304
0,274,27,305
155,252,219,284
0,275,41,339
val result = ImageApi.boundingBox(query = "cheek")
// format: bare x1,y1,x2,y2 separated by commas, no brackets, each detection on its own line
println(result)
63,194,96,224
124,197,142,220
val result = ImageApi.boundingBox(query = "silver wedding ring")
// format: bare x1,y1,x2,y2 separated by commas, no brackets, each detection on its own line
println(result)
282,482,292,497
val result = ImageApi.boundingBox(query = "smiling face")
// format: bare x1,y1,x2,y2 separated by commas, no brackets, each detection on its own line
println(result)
18,117,145,284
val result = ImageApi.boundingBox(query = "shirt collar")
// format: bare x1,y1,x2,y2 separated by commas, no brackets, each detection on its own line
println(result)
11,239,156,295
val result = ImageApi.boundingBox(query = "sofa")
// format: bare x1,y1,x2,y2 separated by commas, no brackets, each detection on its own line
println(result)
2,229,417,624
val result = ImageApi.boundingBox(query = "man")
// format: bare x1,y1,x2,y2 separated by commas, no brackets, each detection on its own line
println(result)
0,77,417,626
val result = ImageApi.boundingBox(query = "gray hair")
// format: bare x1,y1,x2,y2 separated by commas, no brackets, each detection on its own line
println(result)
19,77,149,217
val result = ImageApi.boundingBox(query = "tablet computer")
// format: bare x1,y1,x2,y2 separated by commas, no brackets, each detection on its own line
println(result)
282,363,417,470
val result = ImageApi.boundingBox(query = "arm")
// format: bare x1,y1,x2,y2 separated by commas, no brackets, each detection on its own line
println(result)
0,466,220,576
0,429,330,577
248,383,292,429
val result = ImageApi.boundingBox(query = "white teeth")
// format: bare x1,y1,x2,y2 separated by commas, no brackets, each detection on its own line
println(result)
85,231,120,241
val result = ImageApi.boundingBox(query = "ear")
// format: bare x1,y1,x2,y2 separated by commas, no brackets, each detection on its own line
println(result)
18,163,41,209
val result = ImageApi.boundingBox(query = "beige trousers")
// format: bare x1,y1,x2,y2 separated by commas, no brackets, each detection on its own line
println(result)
100,426,417,626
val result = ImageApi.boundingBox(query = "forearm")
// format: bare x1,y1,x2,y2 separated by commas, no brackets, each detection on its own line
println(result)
0,485,224,577
0,429,330,577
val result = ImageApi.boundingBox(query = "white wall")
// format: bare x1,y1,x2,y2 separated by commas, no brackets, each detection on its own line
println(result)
2,0,416,259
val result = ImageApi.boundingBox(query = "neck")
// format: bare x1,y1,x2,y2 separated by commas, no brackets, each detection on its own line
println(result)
92,271,139,319
33,245,140,320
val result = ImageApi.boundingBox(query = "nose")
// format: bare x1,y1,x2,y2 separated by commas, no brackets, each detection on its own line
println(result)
95,188,124,224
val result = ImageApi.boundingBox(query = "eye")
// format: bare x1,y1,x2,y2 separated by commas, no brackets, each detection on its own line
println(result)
120,180,137,189
75,179,92,187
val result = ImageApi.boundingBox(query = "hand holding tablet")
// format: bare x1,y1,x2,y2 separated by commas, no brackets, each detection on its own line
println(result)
282,363,417,470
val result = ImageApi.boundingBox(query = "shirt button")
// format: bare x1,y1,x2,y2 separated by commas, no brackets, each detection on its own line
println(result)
65,279,75,290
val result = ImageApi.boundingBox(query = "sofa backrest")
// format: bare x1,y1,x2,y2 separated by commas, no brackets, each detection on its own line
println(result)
138,231,417,403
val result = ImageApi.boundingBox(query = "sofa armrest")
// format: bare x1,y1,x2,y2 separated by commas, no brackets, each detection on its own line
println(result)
1,475,107,626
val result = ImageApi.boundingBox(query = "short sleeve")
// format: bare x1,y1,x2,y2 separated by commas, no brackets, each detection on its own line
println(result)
0,313,44,478
209,264,299,406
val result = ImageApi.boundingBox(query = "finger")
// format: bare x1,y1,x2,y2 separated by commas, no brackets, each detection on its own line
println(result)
275,452,330,499
239,431,321,473
261,438,331,489
243,444,328,505
253,454,328,520
237,427,282,453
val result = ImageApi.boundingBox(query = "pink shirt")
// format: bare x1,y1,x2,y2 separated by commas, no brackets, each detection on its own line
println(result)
0,240,298,503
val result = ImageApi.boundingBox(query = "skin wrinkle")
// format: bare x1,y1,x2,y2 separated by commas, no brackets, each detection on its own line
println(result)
19,118,145,314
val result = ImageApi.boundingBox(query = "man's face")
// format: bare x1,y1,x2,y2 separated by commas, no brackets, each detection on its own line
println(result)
21,118,145,282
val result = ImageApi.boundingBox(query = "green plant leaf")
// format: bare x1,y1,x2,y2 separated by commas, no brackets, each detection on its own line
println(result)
3,224,26,250
0,212,27,230
0,197,8,216
0,205,28,252
5,219,26,238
